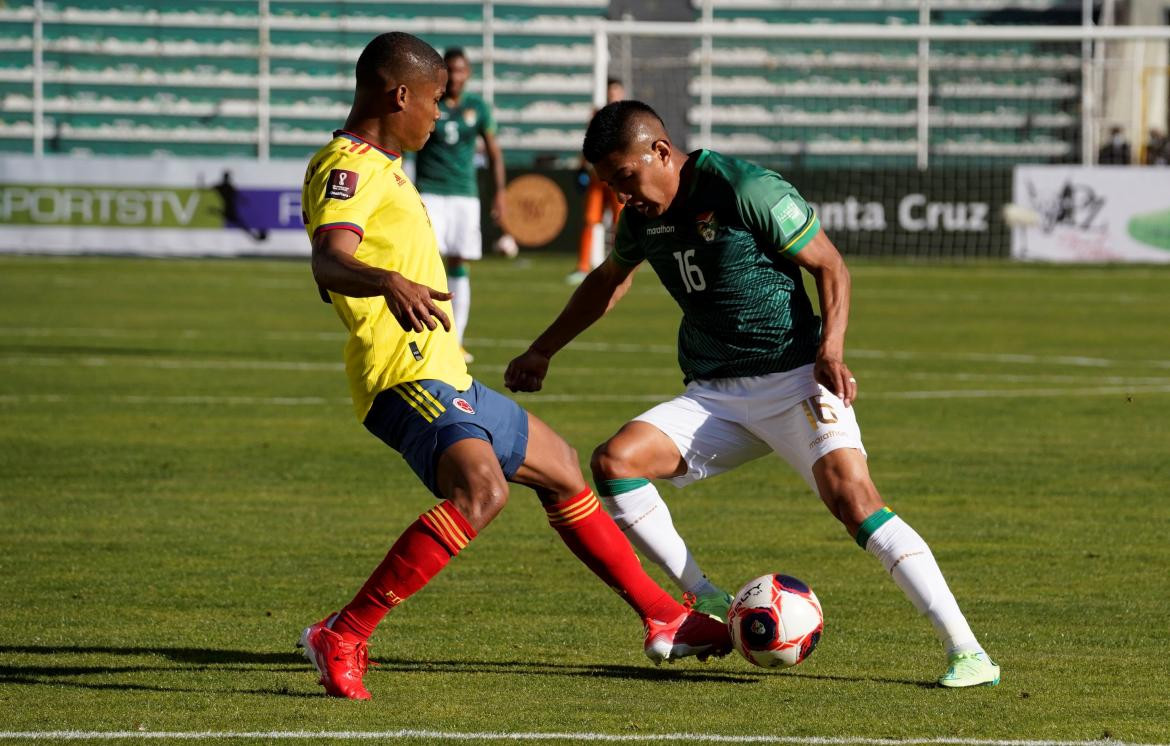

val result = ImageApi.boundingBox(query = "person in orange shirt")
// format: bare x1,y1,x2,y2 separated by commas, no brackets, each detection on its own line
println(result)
569,78,625,285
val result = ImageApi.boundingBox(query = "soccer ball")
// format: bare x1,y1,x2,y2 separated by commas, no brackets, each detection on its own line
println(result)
494,233,519,258
727,573,823,668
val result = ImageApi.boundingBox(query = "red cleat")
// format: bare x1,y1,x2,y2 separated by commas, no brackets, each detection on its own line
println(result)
298,615,372,700
643,596,733,664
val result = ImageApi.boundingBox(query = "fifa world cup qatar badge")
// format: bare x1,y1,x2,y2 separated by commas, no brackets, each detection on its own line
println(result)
452,398,475,415
326,169,359,200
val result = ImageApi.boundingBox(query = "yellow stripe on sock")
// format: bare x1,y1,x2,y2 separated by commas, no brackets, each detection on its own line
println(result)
424,509,465,551
549,493,599,526
422,514,463,553
425,505,468,551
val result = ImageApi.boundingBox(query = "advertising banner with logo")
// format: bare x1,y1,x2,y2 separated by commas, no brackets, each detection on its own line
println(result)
2,157,1034,260
0,156,307,255
1011,165,1170,263
780,168,1013,259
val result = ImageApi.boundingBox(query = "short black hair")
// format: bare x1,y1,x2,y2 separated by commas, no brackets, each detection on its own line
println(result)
355,32,444,91
444,47,468,64
582,100,666,164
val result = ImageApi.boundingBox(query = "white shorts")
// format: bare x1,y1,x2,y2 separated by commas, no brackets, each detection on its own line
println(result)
633,364,867,493
421,194,482,260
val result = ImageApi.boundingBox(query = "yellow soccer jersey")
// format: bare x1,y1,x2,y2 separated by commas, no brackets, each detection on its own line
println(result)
302,130,471,421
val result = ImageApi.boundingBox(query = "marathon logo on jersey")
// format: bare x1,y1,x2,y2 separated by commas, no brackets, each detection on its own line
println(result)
463,108,477,127
326,169,359,200
452,397,476,415
696,210,719,242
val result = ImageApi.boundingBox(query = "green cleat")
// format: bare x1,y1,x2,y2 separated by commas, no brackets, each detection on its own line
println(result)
689,589,734,623
938,651,1000,688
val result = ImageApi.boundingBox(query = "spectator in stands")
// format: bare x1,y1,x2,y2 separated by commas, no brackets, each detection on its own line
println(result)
569,77,626,285
414,48,506,364
1097,125,1131,165
1144,129,1169,165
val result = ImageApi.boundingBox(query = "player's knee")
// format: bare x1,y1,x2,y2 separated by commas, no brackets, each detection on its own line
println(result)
454,464,509,527
817,465,882,529
590,440,639,481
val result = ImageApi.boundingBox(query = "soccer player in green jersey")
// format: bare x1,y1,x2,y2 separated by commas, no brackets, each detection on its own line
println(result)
414,47,507,364
505,100,1000,688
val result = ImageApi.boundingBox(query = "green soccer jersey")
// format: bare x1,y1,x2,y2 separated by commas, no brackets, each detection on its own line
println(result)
414,94,496,198
612,150,822,382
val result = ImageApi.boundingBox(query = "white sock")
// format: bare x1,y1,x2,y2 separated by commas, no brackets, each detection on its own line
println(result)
863,513,982,656
598,480,717,597
447,274,470,347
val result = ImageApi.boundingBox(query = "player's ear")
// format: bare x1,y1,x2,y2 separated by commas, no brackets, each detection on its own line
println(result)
651,139,671,164
388,83,408,112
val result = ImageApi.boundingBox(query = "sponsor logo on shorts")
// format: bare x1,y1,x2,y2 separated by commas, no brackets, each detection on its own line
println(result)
452,397,475,414
326,169,358,200
809,430,847,449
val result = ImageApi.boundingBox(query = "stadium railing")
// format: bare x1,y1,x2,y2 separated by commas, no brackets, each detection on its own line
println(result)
0,1,1167,172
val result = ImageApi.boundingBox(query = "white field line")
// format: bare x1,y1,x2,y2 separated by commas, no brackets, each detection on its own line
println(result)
0,394,338,406
5,384,1170,408
2,327,1168,369
853,288,1157,304
0,732,1162,746
525,385,1170,402
8,353,1170,388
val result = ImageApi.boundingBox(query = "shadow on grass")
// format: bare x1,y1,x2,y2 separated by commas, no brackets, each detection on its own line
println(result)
372,658,930,688
0,646,316,699
0,645,930,692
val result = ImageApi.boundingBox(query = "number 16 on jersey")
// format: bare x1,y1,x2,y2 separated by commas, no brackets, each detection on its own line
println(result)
673,249,706,293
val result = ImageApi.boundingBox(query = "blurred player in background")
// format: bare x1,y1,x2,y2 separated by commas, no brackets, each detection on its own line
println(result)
414,47,506,364
506,100,1000,688
569,77,625,286
299,35,729,701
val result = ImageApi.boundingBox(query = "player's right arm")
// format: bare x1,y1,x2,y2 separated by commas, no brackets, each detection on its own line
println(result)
504,255,638,392
310,230,452,333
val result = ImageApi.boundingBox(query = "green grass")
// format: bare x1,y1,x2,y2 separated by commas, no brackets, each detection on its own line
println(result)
0,253,1168,744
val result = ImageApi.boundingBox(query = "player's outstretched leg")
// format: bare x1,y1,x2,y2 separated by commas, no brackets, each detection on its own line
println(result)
813,449,999,687
514,413,731,663
591,424,733,622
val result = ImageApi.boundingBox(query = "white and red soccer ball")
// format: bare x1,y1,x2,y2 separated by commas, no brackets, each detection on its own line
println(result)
727,573,823,668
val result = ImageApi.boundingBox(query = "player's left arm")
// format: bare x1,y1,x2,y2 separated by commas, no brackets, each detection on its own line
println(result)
788,230,858,407
732,169,857,406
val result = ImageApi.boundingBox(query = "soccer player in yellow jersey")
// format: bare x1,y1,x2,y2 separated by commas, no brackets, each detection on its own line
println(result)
296,32,730,701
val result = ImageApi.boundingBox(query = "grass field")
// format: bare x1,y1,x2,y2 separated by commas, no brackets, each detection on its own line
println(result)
1,252,1168,745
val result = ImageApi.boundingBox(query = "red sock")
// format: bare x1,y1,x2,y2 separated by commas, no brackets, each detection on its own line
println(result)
546,487,682,623
331,500,476,641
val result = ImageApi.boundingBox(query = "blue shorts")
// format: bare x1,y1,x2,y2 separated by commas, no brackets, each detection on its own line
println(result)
363,379,529,498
